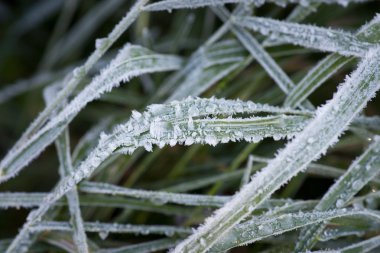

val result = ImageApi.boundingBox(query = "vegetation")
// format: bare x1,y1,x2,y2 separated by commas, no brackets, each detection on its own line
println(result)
0,0,379,252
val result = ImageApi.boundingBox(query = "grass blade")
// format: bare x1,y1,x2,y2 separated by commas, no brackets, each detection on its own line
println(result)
0,45,182,183
212,209,380,252
295,136,380,251
143,0,370,12
233,16,375,57
0,0,149,184
284,14,380,108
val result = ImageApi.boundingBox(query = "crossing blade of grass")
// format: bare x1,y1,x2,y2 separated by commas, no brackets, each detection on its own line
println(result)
30,221,191,236
143,0,369,12
40,0,124,70
0,68,68,104
80,182,229,207
262,2,322,46
211,208,380,252
55,130,89,253
97,238,182,253
211,6,301,99
171,47,380,253
0,45,182,184
3,97,314,253
284,14,380,108
0,0,149,183
232,16,375,57
295,136,380,251
249,155,380,184
168,39,247,101
0,192,197,215
312,235,380,253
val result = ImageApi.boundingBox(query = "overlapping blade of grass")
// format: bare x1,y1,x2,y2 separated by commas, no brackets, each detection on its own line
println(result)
42,96,311,199
295,136,380,251
168,39,247,101
0,0,149,183
284,14,380,108
143,0,369,12
211,208,380,252
9,0,63,37
0,68,68,104
30,221,191,236
55,130,89,253
97,238,182,253
0,192,197,215
233,16,376,57
171,46,380,253
249,155,380,183
211,5,300,98
313,235,380,253
40,0,124,70
3,97,314,253
0,44,182,184
80,182,229,207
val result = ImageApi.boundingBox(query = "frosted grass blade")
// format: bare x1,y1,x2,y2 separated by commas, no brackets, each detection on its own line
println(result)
0,0,149,184
233,16,375,57
55,130,89,253
97,238,182,253
211,209,380,252
295,136,380,251
284,14,380,108
80,181,229,207
0,45,182,183
143,0,370,12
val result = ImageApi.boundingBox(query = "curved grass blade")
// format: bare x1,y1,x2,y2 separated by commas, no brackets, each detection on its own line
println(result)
295,136,380,251
211,209,380,252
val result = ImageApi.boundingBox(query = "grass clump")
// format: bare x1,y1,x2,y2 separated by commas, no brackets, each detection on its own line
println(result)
0,0,379,252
